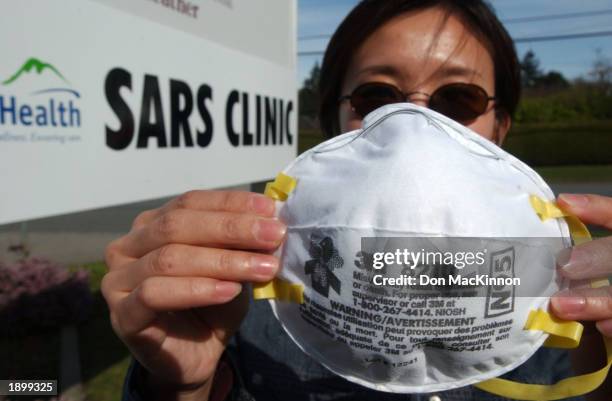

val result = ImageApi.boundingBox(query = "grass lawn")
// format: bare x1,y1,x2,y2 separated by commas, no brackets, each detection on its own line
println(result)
534,165,612,183
504,121,612,166
0,330,61,401
76,261,131,401
298,130,326,154
0,261,127,401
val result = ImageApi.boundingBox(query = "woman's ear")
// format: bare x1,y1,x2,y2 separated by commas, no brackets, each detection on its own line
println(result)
494,110,511,146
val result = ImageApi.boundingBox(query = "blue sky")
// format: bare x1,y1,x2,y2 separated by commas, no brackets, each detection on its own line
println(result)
297,0,612,85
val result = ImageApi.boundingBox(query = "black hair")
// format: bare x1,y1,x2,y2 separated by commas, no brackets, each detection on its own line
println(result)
318,0,521,137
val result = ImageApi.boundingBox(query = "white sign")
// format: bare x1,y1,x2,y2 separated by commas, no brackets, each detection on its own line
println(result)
0,0,297,225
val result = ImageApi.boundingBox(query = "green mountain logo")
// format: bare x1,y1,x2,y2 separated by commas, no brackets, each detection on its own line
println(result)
2,57,69,86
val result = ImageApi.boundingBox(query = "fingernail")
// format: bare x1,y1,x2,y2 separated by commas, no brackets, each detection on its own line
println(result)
215,282,242,298
558,194,588,208
556,248,572,268
556,247,588,277
250,255,278,277
253,219,286,242
551,290,587,314
596,319,612,337
249,195,274,215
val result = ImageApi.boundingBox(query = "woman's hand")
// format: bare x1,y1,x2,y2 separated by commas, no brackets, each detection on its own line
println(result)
550,193,612,336
101,190,285,400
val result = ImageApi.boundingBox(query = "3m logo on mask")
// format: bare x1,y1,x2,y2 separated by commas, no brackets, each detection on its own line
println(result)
305,235,344,298
485,247,516,318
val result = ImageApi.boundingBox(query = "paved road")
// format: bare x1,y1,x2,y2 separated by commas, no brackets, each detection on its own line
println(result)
0,196,175,234
0,183,265,234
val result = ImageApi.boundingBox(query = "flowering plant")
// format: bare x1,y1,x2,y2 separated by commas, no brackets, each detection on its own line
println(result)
0,258,92,337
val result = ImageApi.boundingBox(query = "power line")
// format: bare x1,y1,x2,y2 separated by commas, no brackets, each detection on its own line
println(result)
298,34,330,41
298,9,612,41
297,30,612,56
504,9,612,24
514,30,612,43
298,50,327,57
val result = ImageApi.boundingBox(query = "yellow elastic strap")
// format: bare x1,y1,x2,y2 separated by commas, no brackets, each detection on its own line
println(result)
525,309,583,349
529,195,591,245
252,279,304,303
264,173,297,201
475,336,612,400
253,173,304,303
592,277,611,289
475,196,611,399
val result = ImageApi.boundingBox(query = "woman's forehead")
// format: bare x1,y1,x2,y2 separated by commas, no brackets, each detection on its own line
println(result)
347,7,494,88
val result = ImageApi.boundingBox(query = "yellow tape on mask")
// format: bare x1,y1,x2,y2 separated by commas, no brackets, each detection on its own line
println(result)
474,195,612,400
525,309,583,349
252,279,304,304
529,195,591,245
264,173,297,201
253,173,304,304
529,195,608,288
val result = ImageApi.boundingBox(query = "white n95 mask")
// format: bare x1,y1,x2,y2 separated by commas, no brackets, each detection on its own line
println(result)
252,104,611,400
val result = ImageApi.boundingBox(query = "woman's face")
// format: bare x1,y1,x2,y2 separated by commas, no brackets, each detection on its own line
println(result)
339,7,511,144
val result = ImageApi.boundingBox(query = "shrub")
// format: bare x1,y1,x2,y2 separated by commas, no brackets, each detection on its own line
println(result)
514,85,612,124
0,258,93,337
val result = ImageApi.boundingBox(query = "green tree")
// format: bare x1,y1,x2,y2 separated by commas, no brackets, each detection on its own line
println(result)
589,48,612,93
298,62,321,118
520,50,569,91
520,50,542,88
536,71,569,90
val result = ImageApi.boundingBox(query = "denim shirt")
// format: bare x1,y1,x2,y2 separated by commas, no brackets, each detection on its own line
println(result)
122,297,584,401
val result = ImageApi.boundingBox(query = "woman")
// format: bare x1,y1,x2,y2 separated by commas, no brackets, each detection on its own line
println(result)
103,1,612,400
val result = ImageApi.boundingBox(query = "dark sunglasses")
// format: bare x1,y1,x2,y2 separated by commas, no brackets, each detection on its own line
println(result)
339,82,496,123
